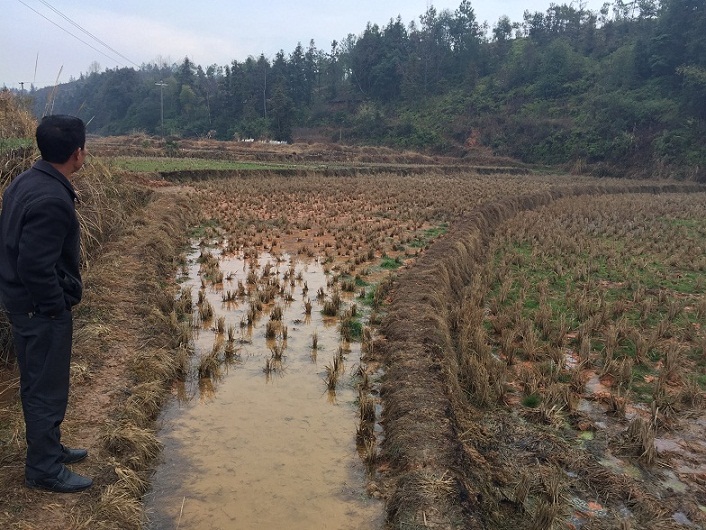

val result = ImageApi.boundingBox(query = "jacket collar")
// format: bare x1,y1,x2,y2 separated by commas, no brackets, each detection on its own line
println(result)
32,159,79,202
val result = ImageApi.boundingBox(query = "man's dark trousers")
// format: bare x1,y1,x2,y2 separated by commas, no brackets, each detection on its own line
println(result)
10,309,72,481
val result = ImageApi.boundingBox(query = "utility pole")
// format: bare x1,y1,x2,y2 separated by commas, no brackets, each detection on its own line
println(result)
18,81,29,92
263,66,267,119
155,81,167,139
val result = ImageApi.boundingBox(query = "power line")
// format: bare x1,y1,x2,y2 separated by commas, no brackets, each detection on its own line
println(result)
35,0,140,68
16,0,136,69
17,0,122,65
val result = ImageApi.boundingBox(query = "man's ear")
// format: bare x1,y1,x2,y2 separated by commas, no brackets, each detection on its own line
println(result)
71,147,85,171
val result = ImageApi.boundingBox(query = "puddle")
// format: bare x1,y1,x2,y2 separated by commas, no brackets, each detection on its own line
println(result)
598,451,644,480
568,496,610,528
672,512,697,527
660,470,689,494
145,248,384,529
655,437,683,454
584,373,610,397
574,369,705,520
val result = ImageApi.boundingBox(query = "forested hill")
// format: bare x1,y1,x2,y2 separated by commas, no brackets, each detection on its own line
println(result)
26,0,705,178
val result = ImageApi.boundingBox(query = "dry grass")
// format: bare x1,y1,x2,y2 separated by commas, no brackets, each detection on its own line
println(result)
0,90,35,140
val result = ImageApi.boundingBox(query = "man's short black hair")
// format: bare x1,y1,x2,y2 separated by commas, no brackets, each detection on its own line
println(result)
36,115,86,164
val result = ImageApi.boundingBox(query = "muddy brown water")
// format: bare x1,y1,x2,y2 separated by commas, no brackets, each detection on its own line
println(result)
145,248,384,529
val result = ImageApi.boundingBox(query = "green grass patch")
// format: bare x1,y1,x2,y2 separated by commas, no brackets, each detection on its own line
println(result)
662,271,704,294
189,218,220,238
629,365,655,401
513,242,534,257
521,394,541,408
697,374,706,390
380,256,402,270
647,349,663,363
0,138,33,152
631,384,654,403
108,156,296,172
524,298,540,311
355,275,369,287
408,223,449,248
618,340,637,360
361,285,377,306
424,223,449,238
344,318,364,341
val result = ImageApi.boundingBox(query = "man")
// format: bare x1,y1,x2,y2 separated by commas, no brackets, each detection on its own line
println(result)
0,115,92,493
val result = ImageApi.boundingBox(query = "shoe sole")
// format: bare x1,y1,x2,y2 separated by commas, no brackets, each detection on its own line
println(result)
25,480,92,493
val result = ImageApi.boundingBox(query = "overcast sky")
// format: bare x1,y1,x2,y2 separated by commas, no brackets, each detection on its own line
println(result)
3,0,606,90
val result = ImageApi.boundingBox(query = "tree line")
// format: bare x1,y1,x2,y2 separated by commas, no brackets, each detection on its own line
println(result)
23,0,706,176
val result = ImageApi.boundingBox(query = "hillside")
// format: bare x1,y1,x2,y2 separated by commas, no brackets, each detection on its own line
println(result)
18,0,705,179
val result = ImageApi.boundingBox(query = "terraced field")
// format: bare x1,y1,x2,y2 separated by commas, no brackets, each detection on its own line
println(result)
1,137,704,529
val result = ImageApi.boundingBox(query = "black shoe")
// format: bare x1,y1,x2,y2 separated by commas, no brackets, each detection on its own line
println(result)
26,466,93,493
60,445,88,464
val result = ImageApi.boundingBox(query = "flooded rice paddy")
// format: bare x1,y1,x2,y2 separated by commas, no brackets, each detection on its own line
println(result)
566,352,706,528
145,245,384,529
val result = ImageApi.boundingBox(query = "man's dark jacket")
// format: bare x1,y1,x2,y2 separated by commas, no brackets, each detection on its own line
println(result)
0,160,82,316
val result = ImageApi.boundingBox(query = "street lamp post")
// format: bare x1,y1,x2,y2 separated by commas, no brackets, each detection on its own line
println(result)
155,81,167,140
